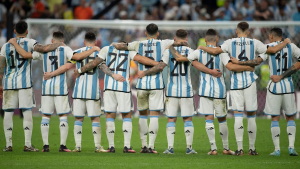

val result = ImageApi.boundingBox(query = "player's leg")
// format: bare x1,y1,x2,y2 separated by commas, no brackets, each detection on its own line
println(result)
137,90,149,152
183,116,196,154
40,96,54,152
72,99,86,152
244,83,258,155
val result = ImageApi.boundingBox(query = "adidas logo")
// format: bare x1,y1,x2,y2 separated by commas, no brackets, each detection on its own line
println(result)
171,132,175,134
208,127,214,130
211,143,214,145
77,131,82,134
60,124,66,127
185,130,190,133
288,133,292,136
220,132,223,135
24,127,30,130
149,131,154,134
7,127,12,131
248,131,253,133
93,131,97,134
238,126,243,129
42,124,48,126
275,134,280,137
109,130,114,133
123,130,128,133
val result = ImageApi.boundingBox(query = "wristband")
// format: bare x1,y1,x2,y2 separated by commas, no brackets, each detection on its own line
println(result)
78,68,82,74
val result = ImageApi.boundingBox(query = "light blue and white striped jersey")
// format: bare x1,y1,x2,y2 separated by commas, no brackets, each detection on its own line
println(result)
72,46,101,100
161,46,194,98
0,38,38,90
188,46,231,99
99,46,137,92
32,46,73,96
220,37,267,89
128,39,174,90
260,42,300,94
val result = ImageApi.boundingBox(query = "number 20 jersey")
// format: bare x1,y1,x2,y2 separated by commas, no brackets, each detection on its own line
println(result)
220,37,267,90
161,46,194,98
32,46,73,96
99,46,137,92
72,46,101,100
0,38,38,90
260,42,300,94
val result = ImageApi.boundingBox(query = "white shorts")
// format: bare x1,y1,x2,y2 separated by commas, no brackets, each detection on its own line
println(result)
198,97,227,118
40,95,71,115
137,89,164,111
72,99,102,117
2,88,35,110
264,90,297,116
164,97,196,117
103,91,133,113
230,82,257,112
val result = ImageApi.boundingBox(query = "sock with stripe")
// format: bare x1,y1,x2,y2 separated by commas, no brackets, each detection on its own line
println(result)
139,115,148,148
149,116,159,149
41,116,50,146
247,115,257,150
205,120,217,150
59,116,69,146
123,118,132,148
106,118,115,148
92,122,101,148
184,121,194,148
271,121,280,151
234,113,244,150
23,109,33,147
166,122,175,149
4,111,14,147
219,120,229,150
287,120,296,149
74,121,83,148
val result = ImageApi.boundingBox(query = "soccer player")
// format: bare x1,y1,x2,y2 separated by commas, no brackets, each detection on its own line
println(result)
0,20,64,152
74,42,159,153
198,22,290,156
111,23,175,153
231,28,299,156
170,29,255,155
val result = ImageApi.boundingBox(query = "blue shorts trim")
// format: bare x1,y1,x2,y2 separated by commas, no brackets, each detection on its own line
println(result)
216,115,227,118
41,111,53,115
149,109,164,111
57,111,71,115
104,111,117,113
3,109,15,112
198,112,214,116
263,111,280,116
74,116,85,118
246,110,257,112
19,107,33,110
286,112,297,117
138,109,148,111
88,115,101,117
120,111,131,114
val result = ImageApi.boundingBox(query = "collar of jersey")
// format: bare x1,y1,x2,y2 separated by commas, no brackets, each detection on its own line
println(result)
207,45,215,47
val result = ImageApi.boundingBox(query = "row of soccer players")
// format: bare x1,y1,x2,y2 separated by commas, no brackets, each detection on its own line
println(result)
1,21,299,156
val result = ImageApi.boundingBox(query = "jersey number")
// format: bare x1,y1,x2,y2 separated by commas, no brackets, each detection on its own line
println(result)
145,50,155,69
80,56,96,75
170,58,187,76
275,52,288,72
238,50,248,61
49,56,58,70
107,53,128,72
8,50,26,69
205,58,214,69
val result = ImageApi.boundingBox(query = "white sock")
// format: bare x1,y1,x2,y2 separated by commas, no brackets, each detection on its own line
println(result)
41,117,50,145
4,111,14,147
139,115,148,147
92,122,101,148
219,120,229,150
287,120,296,149
271,121,280,151
106,118,115,148
149,116,159,149
123,118,132,148
59,116,69,146
205,120,217,150
184,121,194,149
247,115,257,150
74,121,83,147
166,122,175,149
23,109,33,147
234,113,244,150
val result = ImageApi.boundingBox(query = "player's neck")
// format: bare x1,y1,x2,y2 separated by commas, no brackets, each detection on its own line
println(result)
16,35,26,38
272,39,282,43
237,34,247,38
147,36,157,40
206,42,216,47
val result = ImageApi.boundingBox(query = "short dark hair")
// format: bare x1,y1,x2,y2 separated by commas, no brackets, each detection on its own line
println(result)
146,23,158,36
237,21,249,32
53,31,64,40
16,21,28,34
175,29,188,39
205,29,218,42
85,31,96,42
270,27,283,37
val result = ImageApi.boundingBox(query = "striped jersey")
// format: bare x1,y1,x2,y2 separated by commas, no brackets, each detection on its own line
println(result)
32,46,73,96
220,37,267,90
161,46,194,98
188,46,231,99
72,46,101,100
0,38,38,90
260,42,300,94
99,46,137,92
128,39,174,90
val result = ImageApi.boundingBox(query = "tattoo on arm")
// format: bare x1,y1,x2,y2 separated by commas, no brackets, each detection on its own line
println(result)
172,41,189,47
112,43,128,50
81,57,103,73
144,62,167,76
99,64,114,77
169,46,186,59
34,42,62,53
238,57,263,66
280,65,297,79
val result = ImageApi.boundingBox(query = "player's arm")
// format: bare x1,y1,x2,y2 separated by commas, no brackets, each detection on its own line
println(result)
138,61,167,78
226,62,254,72
34,42,64,53
266,38,291,54
99,64,125,82
71,46,100,60
74,57,104,78
197,46,223,55
0,56,6,98
44,62,74,80
192,61,222,78
111,42,129,50
133,54,159,66
8,38,32,59
169,45,189,62
270,62,300,83
230,56,263,67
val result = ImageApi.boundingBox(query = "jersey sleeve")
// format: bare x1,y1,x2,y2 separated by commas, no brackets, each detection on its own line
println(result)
220,53,231,66
187,50,199,62
161,50,170,65
98,46,109,61
32,52,42,60
254,39,267,54
259,53,268,61
29,39,39,51
220,39,231,53
162,39,174,49
0,45,5,57
129,51,138,60
127,41,140,51
290,43,300,60
65,47,74,60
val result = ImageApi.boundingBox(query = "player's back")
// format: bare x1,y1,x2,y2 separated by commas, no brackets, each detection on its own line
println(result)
128,39,173,90
72,46,101,100
1,37,37,90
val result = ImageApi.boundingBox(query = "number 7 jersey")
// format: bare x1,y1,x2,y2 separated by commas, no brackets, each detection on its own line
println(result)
32,46,73,95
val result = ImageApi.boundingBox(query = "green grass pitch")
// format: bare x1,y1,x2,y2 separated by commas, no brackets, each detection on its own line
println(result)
0,116,299,169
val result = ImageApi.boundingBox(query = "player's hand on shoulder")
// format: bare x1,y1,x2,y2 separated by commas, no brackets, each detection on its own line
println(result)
43,72,52,80
197,45,203,50
137,71,145,78
61,43,66,46
8,38,17,45
230,56,239,64
270,75,281,83
74,69,80,78
210,69,222,78
92,46,100,52
283,38,291,44
112,74,125,82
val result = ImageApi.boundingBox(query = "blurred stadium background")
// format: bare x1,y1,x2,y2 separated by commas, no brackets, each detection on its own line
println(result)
1,0,300,118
